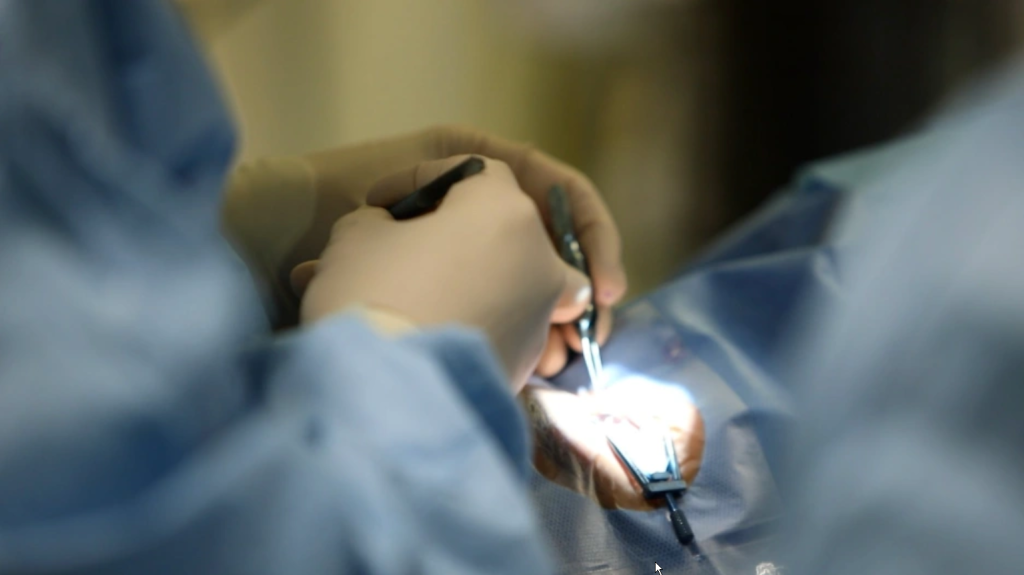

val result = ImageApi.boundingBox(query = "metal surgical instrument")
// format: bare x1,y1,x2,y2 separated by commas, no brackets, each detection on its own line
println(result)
608,432,695,547
548,184,605,388
387,156,485,220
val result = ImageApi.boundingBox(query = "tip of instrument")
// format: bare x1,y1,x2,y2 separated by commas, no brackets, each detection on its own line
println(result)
581,336,605,388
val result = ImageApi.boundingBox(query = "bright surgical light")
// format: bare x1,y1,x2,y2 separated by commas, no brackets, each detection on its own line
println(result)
588,366,697,411
524,366,705,510
579,369,699,477
602,413,672,477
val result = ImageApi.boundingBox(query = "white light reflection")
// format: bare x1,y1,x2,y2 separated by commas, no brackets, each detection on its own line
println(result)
590,364,696,407
524,366,704,509
602,414,670,477
583,369,699,477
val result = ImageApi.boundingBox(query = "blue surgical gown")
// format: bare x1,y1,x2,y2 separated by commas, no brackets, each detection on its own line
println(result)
0,2,551,574
529,56,1024,573
783,60,1024,574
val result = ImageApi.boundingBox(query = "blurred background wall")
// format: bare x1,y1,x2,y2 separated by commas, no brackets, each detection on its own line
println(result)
182,0,1024,298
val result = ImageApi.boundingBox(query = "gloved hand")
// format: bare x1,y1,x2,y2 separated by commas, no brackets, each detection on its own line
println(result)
520,381,705,510
293,157,592,391
221,126,626,376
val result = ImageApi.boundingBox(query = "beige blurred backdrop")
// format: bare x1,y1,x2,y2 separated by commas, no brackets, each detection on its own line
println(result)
182,0,1024,299
192,1,563,156
181,0,717,299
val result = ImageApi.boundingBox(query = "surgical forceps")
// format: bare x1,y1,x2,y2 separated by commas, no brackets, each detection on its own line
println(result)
548,185,605,388
608,432,695,547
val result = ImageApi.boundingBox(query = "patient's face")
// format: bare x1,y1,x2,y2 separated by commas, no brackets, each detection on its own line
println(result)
521,379,704,511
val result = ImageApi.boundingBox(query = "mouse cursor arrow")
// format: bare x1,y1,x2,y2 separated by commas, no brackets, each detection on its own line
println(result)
654,564,663,574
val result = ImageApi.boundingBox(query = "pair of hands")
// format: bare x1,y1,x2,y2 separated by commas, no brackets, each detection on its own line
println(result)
295,155,598,386
227,126,704,510
246,125,627,387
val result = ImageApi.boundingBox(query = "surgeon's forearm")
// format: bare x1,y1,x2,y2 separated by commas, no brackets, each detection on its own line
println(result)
221,156,319,322
221,157,317,275
0,312,550,575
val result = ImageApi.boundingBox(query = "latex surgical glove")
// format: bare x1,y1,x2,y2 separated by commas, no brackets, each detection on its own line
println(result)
221,126,627,352
520,381,705,511
294,156,592,392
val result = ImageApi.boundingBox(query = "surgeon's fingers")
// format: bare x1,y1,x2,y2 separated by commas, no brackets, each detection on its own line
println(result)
560,304,614,352
550,267,592,324
540,258,595,376
430,126,628,307
290,260,319,297
536,327,569,378
596,305,613,344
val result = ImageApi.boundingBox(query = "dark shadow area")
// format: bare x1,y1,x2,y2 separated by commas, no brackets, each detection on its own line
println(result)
696,0,1022,243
